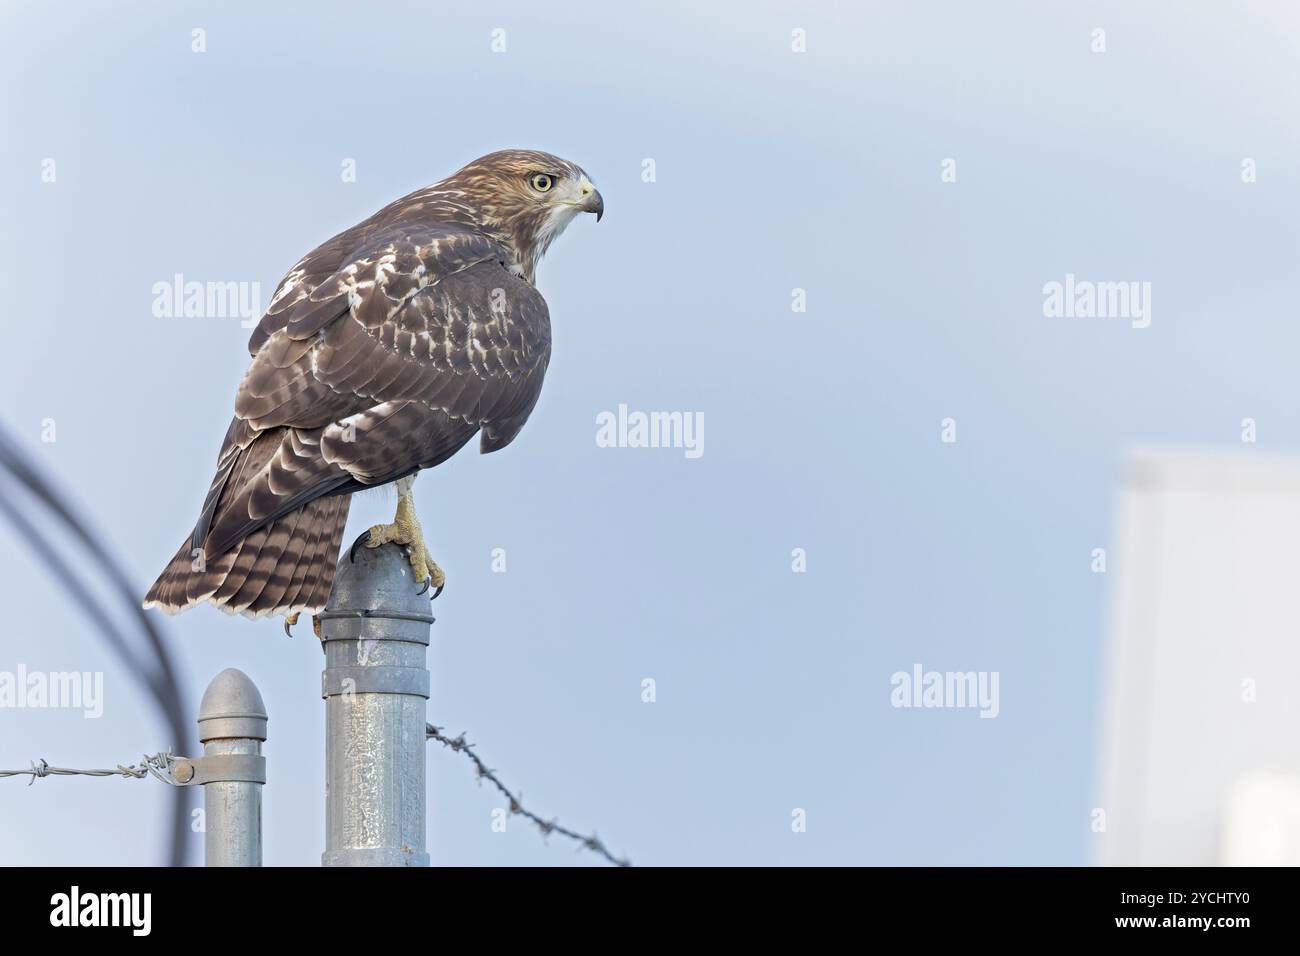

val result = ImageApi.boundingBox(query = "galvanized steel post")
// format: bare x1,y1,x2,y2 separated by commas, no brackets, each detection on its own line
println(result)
318,543,433,866
195,668,267,867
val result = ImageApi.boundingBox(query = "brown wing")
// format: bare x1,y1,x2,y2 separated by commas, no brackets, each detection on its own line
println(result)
194,223,551,559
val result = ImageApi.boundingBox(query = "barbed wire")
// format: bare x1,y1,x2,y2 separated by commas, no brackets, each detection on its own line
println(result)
5,736,633,867
426,723,630,867
0,753,179,787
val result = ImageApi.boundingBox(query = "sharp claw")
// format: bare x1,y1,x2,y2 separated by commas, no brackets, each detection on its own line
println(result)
349,530,371,563
284,616,296,637
417,576,431,595
430,583,444,602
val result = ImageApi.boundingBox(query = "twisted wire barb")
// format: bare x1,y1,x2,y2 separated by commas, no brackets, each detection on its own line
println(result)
426,723,630,867
0,753,180,787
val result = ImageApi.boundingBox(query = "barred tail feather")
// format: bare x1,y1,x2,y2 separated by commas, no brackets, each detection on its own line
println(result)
143,495,350,619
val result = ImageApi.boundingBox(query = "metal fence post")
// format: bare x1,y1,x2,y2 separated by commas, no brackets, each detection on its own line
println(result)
195,668,267,867
318,542,432,866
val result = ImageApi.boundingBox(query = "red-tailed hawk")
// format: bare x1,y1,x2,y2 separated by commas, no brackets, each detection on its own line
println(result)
144,149,602,622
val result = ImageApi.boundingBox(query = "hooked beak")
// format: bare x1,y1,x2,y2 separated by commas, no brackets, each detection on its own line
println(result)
579,179,604,222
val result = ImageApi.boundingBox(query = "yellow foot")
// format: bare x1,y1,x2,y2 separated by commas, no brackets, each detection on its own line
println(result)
285,612,324,638
350,492,445,597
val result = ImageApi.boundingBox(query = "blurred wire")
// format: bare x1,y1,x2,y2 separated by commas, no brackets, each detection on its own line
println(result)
0,424,191,866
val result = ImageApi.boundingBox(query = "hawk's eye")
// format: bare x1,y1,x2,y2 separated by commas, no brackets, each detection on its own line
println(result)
529,173,554,193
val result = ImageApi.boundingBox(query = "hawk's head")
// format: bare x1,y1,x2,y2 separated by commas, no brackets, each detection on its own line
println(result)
446,149,603,281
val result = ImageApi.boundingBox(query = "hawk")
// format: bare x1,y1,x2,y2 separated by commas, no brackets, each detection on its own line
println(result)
144,149,602,623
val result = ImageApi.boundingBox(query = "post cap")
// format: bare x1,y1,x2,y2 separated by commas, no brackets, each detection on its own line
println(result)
198,668,268,742
318,543,435,645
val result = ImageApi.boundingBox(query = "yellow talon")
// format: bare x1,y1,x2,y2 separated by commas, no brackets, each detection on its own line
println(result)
363,479,445,592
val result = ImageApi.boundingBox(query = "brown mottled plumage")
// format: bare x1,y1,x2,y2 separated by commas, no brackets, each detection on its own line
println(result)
144,150,603,618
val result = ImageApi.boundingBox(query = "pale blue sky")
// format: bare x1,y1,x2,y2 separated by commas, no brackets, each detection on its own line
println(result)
2,0,1298,865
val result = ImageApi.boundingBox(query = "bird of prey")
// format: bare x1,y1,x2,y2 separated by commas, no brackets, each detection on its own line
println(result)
144,149,602,624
